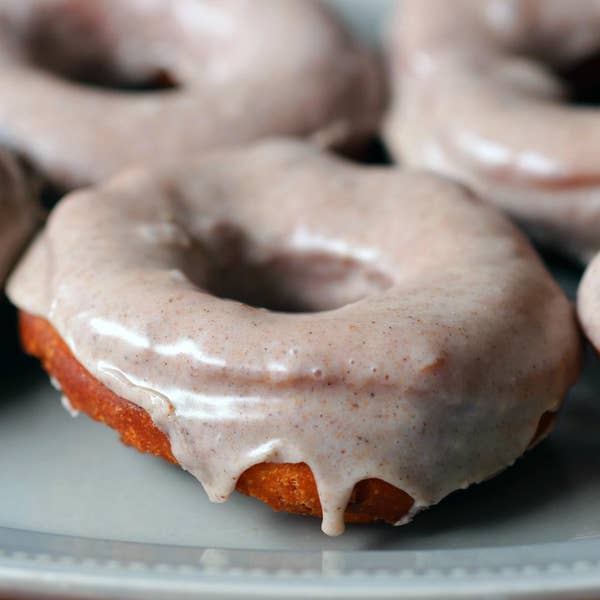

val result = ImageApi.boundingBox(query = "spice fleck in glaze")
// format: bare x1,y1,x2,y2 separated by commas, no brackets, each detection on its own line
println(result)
386,0,600,262
8,140,581,535
0,0,383,190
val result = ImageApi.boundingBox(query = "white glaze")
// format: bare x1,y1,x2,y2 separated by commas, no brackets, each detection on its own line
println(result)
385,0,600,262
0,149,40,284
0,0,383,189
61,395,80,418
8,140,581,535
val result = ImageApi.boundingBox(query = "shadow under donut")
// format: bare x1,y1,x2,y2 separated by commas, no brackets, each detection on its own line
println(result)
539,248,585,300
0,294,40,388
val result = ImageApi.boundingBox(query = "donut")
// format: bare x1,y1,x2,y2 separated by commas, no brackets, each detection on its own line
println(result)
0,149,41,284
578,254,600,354
8,139,581,535
0,0,383,190
385,0,600,262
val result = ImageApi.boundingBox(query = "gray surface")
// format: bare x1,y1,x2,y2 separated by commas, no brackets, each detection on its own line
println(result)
326,0,396,45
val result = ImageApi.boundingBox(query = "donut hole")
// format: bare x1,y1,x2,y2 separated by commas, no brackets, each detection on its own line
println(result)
555,52,600,106
20,4,178,92
184,224,393,314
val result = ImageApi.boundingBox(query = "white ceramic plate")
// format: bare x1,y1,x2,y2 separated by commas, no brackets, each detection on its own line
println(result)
3,2,600,598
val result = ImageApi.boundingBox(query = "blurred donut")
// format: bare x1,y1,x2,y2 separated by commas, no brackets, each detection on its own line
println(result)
0,0,383,189
0,149,40,284
386,0,600,261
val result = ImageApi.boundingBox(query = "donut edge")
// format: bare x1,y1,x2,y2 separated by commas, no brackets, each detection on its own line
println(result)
18,310,416,525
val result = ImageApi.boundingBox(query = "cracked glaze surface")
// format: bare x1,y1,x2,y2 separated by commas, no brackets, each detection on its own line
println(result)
8,140,581,534
386,0,600,262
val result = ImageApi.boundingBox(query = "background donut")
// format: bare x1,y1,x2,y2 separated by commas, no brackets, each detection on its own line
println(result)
0,0,384,190
0,149,41,285
385,0,600,262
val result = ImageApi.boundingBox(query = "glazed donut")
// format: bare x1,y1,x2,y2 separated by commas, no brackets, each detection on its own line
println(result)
578,254,600,354
0,149,40,284
385,0,600,262
0,0,383,190
8,140,580,535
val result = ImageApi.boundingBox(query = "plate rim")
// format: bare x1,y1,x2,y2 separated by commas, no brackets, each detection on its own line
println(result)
3,526,600,599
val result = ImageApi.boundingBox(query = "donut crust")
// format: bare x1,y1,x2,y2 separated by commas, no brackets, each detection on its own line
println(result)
19,311,417,524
